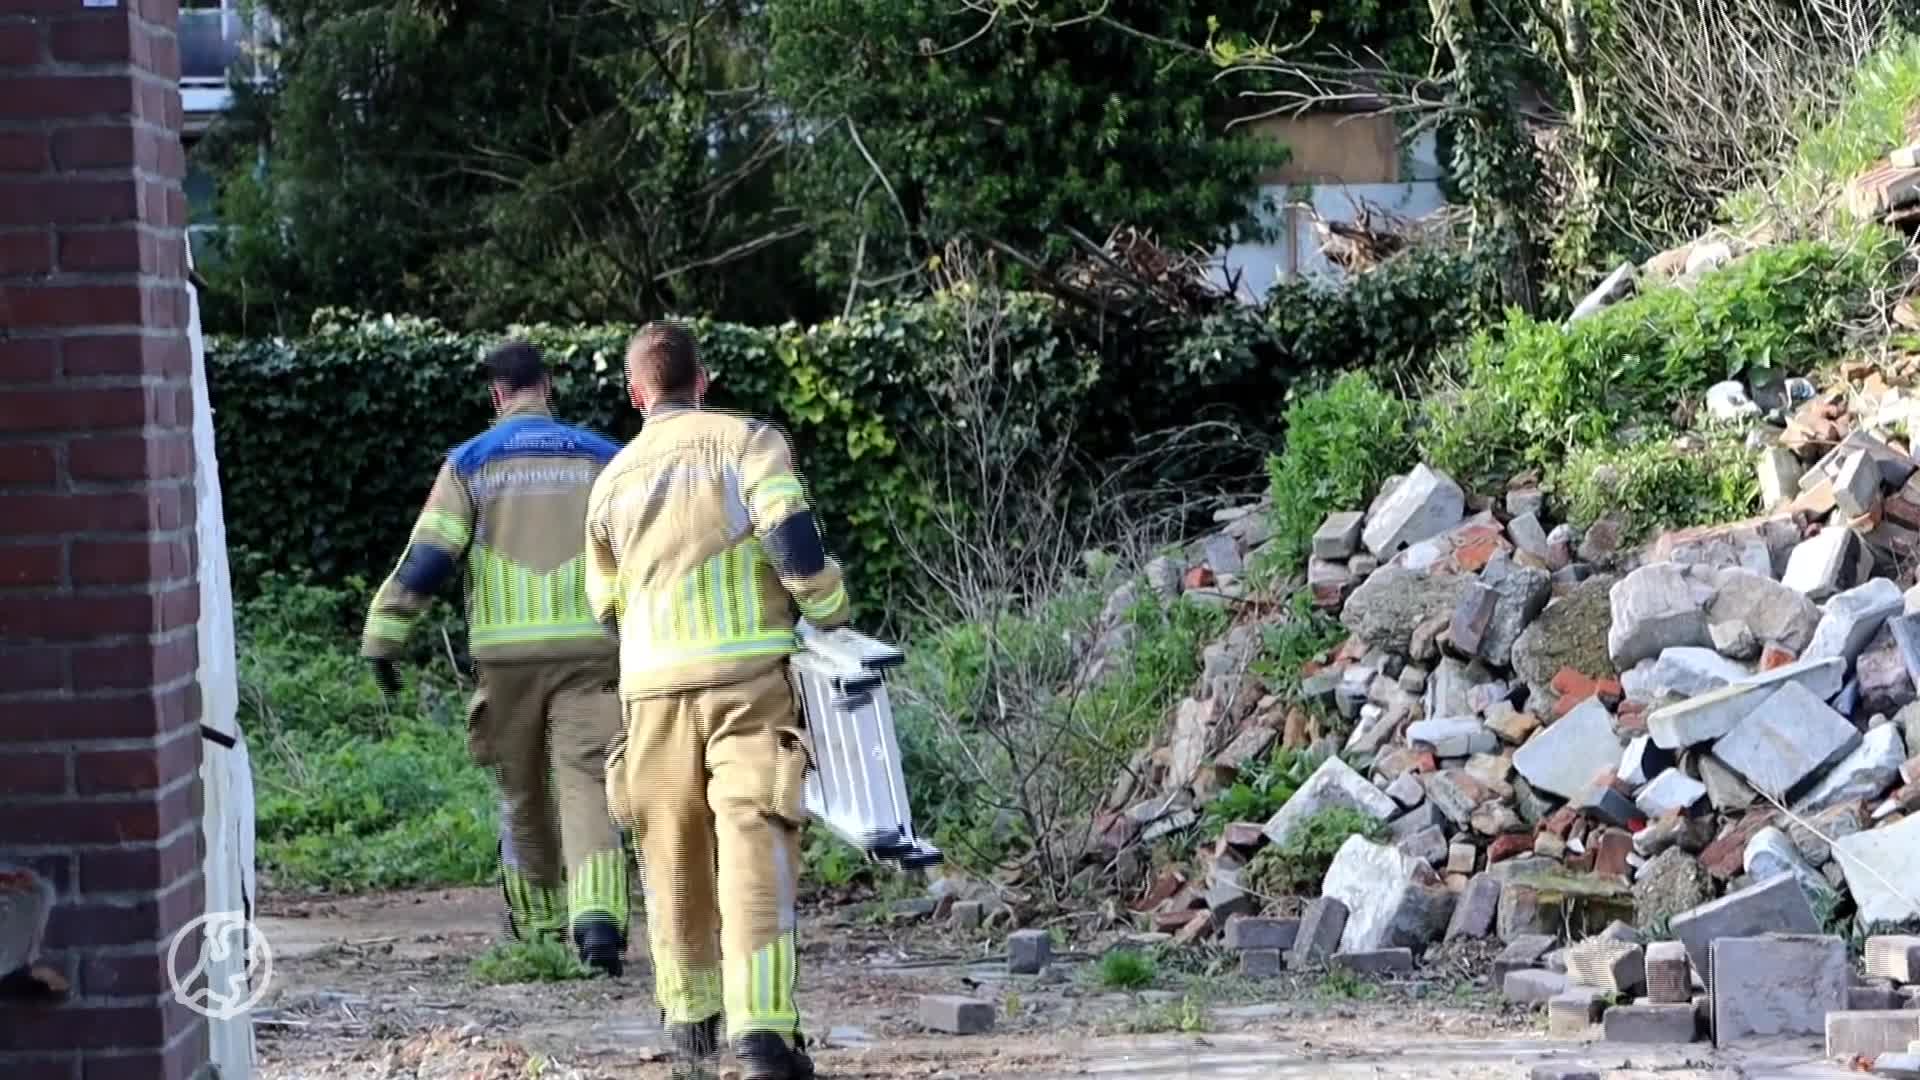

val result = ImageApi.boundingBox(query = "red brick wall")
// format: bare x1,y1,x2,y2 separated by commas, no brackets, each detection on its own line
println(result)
0,0,207,1075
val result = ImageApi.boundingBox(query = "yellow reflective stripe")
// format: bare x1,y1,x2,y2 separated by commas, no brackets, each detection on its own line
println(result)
658,960,724,1024
470,624,612,647
728,934,799,1034
752,476,804,517
797,585,846,621
742,540,764,636
621,632,796,673
365,613,412,643
418,510,470,549
568,848,629,933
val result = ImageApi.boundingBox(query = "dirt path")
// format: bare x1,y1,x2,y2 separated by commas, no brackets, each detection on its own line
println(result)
248,888,1850,1080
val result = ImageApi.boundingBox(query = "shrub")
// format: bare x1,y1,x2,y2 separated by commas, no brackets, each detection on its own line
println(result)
1420,240,1880,489
469,939,595,985
1245,807,1389,898
209,250,1491,617
1096,949,1158,990
1728,33,1920,234
1262,372,1416,571
1551,434,1758,542
1201,744,1353,839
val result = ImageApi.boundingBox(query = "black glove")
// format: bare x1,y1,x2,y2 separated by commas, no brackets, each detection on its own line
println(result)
369,658,403,706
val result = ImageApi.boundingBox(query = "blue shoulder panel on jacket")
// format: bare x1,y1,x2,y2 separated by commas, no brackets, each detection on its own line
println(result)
451,418,622,477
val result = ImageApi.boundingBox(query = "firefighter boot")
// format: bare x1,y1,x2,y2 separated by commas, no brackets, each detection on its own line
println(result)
666,1015,723,1079
572,915,624,977
735,1031,815,1080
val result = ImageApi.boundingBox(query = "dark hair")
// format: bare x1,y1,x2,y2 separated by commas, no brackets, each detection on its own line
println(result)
484,341,547,392
626,322,700,402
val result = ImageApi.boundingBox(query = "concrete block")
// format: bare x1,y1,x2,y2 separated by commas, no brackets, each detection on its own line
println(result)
1609,562,1715,668
1826,1011,1920,1059
1007,929,1051,974
1647,656,1845,749
1837,450,1884,518
1783,526,1866,602
1515,697,1623,800
1566,939,1645,994
1240,948,1285,979
1408,716,1498,758
1395,823,1448,867
1713,680,1862,801
1758,447,1804,509
1644,940,1691,1004
1385,771,1425,809
1835,810,1920,925
1290,896,1347,968
1619,735,1677,787
1505,967,1569,1004
1223,916,1298,952
1648,646,1751,698
1866,935,1920,984
1313,511,1365,560
951,901,984,930
1547,988,1608,1037
1363,464,1466,559
1332,948,1414,976
1797,724,1909,816
920,995,995,1035
1262,756,1398,849
1670,874,1820,982
1604,1002,1699,1043
1322,836,1455,953
1635,769,1708,819
1806,578,1906,665
1709,934,1849,1046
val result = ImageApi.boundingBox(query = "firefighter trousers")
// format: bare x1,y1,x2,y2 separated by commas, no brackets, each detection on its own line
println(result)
467,656,630,942
606,665,811,1045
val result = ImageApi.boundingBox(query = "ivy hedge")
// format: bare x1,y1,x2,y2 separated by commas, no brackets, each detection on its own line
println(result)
208,250,1490,614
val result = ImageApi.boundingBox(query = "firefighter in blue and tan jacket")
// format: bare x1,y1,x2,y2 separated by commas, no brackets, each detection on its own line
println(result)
360,342,632,976
586,321,848,1080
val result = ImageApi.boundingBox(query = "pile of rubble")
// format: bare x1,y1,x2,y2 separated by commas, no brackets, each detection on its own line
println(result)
1070,367,1920,1061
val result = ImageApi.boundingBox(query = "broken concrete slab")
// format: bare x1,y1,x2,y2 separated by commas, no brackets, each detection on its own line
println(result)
1384,771,1425,809
1363,464,1466,559
1313,511,1366,560
1782,527,1869,602
1858,623,1918,717
1341,564,1472,656
1710,934,1849,1046
1712,680,1862,800
1834,812,1920,925
1647,646,1751,699
1788,800,1869,866
1806,578,1906,665
1743,826,1832,903
1608,562,1716,668
1512,575,1621,692
1698,752,1760,812
1645,655,1846,749
1837,450,1884,518
1634,769,1707,819
1670,874,1820,980
1794,723,1907,815
1322,835,1455,953
1394,824,1449,868
1480,552,1553,667
1758,447,1804,509
1705,567,1822,654
1449,582,1499,658
1709,619,1761,661
1513,697,1622,800
1262,755,1399,849
1510,512,1552,563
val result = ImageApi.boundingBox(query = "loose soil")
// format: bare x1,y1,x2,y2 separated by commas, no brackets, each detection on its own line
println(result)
249,887,1847,1080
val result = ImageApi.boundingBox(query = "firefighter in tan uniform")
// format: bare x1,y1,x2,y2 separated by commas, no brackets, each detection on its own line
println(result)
587,322,847,1080
362,342,632,975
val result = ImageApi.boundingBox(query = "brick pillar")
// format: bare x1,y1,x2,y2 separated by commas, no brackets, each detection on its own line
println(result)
0,0,208,1076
